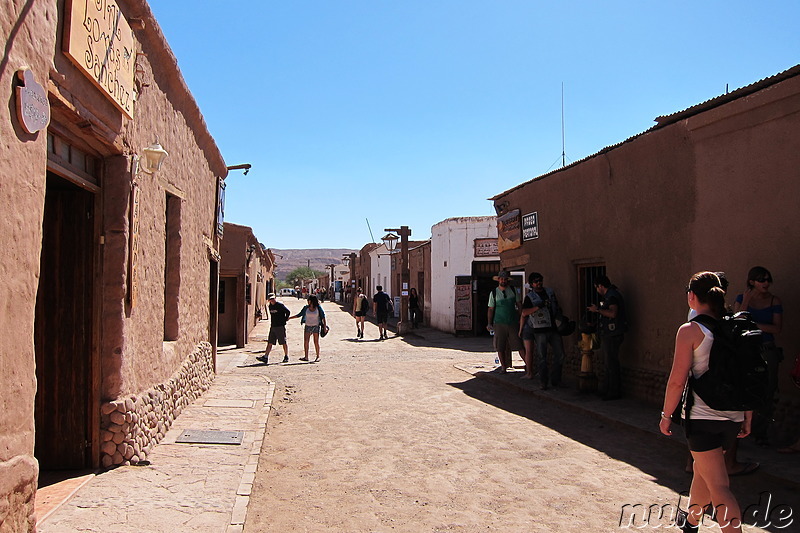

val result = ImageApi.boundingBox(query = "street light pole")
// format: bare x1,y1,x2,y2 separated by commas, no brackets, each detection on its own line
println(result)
384,225,411,335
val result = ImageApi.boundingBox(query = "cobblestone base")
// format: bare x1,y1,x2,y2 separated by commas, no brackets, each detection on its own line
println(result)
99,342,214,468
0,455,37,533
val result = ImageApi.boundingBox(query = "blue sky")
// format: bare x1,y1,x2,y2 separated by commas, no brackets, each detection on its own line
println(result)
149,0,799,249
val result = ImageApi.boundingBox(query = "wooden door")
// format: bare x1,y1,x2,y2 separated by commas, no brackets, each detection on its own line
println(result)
34,174,94,469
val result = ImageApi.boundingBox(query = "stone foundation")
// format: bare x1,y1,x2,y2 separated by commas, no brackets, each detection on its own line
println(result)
0,455,37,533
99,342,214,468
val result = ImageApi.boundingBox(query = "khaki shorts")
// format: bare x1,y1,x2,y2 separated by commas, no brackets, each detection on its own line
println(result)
493,323,523,353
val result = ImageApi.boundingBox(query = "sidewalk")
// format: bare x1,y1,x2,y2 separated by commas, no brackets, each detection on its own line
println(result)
451,362,800,490
37,319,276,533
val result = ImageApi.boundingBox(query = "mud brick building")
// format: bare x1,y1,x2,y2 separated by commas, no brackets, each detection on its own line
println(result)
491,65,800,439
1,1,230,529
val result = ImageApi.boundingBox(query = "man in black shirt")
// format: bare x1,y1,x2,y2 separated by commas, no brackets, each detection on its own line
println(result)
372,285,392,340
257,294,291,364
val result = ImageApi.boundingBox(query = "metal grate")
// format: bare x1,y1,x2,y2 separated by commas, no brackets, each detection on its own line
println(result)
176,429,244,445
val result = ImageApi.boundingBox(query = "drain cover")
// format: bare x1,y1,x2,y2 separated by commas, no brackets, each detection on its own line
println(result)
176,429,244,445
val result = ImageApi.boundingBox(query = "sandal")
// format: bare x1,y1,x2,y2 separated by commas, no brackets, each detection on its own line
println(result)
728,462,759,476
299,357,308,361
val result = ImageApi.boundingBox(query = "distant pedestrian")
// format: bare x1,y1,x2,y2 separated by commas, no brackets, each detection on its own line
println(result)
409,288,422,328
373,285,392,340
353,287,369,338
588,275,627,400
520,272,564,388
289,295,328,362
257,294,290,364
487,271,525,373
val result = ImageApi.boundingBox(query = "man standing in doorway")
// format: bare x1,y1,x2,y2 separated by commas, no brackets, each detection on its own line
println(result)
257,294,290,364
588,275,627,400
373,285,392,340
487,271,525,373
520,272,565,389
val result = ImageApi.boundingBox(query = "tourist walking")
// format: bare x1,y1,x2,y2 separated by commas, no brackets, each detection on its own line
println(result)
409,288,422,328
487,271,525,373
353,287,369,338
660,271,749,533
372,285,392,340
520,272,564,388
257,293,290,364
588,275,627,400
289,295,328,362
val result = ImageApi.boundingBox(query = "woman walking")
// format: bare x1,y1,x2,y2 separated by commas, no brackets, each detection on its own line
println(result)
409,288,422,328
660,272,750,533
353,288,368,338
290,295,328,362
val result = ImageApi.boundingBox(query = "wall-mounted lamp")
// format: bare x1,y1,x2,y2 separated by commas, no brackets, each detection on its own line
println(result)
226,163,252,176
141,138,169,174
494,201,510,216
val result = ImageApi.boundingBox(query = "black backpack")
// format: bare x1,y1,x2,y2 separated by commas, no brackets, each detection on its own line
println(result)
690,312,768,411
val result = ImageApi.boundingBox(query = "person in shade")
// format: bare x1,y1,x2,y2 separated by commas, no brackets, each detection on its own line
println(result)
257,294,290,364
660,272,750,533
372,285,392,340
588,275,627,400
352,287,369,339
487,271,525,373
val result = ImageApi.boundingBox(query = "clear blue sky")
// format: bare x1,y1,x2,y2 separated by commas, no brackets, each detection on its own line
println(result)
149,0,799,249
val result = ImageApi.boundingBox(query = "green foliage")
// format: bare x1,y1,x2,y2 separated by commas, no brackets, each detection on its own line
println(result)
285,266,324,286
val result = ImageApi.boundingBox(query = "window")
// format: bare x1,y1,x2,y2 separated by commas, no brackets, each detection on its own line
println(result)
578,263,606,311
164,194,182,341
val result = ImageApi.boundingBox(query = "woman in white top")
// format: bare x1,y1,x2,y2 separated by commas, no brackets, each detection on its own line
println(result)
289,295,327,362
660,272,750,533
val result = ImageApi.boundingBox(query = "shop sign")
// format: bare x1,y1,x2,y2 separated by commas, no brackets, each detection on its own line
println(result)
474,238,498,257
16,69,50,134
522,211,539,241
454,276,472,331
64,0,136,119
497,209,521,252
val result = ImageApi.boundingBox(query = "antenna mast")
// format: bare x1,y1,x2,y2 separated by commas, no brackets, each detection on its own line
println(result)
561,82,566,168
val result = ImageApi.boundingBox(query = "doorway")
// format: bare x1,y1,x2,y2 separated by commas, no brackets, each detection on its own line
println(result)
218,276,238,346
34,172,95,469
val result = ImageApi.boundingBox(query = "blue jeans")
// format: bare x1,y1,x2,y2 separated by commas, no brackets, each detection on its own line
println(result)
535,330,565,386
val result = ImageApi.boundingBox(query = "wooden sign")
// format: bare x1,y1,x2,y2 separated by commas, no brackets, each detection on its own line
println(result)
128,182,140,306
454,276,472,331
474,238,498,257
15,69,50,134
63,0,136,119
497,209,521,252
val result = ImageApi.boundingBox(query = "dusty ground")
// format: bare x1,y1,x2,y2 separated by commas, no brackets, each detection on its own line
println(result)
243,300,795,532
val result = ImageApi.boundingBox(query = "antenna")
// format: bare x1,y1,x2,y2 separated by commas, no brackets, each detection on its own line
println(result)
366,218,379,265
561,82,566,168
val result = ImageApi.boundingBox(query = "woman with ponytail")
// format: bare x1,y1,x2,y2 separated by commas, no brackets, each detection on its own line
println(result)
660,272,750,533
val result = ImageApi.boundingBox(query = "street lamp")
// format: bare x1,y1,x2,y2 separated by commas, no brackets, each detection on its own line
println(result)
383,226,411,334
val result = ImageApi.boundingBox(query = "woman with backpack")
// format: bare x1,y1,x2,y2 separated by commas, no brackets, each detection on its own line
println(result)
289,295,328,362
660,272,750,533
733,266,783,447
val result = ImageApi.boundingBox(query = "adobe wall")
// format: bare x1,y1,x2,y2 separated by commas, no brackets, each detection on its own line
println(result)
495,125,696,404
0,2,58,530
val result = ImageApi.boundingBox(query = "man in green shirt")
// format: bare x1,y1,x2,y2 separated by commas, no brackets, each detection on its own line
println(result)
487,271,526,373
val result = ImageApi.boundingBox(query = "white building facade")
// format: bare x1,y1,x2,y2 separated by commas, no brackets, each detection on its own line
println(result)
430,216,499,334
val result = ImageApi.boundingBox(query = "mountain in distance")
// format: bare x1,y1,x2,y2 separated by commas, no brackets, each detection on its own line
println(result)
271,249,357,281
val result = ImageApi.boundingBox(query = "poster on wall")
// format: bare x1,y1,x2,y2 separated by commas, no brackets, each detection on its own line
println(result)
522,211,539,241
497,209,521,252
454,276,472,332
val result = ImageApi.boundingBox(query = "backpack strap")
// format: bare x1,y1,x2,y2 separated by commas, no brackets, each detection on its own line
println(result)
690,314,717,331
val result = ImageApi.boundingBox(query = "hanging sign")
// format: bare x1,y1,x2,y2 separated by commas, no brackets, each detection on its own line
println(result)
16,69,50,134
63,0,136,119
497,209,521,252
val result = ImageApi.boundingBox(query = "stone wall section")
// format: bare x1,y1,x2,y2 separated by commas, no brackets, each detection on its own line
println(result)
98,342,213,468
0,456,37,533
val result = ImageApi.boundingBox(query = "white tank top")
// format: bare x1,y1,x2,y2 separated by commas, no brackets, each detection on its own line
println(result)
688,321,745,422
305,308,320,327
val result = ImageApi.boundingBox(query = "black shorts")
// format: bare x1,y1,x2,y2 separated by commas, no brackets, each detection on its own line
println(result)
376,312,388,324
354,311,366,317
685,419,741,452
267,326,287,346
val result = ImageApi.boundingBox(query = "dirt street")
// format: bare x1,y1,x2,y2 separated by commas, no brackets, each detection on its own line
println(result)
244,299,791,532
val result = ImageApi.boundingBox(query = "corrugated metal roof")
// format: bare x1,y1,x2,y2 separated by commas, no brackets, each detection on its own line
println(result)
490,63,800,201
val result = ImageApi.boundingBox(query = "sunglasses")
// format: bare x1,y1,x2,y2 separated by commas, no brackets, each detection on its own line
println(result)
754,277,772,283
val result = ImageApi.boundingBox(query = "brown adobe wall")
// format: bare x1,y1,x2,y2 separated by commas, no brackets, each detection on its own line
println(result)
0,1,59,530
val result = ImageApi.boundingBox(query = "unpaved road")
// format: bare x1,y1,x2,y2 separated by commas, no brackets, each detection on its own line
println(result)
244,300,792,532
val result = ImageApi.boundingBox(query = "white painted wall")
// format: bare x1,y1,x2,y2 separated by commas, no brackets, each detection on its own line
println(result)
430,216,498,333
369,244,391,298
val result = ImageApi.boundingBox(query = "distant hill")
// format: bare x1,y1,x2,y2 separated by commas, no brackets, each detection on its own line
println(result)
271,249,358,281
